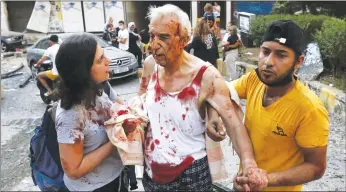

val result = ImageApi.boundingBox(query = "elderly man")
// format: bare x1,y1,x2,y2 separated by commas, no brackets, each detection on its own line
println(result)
137,4,267,191
208,20,329,191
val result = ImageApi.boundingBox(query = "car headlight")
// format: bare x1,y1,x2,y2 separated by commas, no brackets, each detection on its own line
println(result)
5,37,14,42
130,57,136,63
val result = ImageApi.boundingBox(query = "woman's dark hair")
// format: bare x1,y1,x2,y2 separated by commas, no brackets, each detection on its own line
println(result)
55,33,103,110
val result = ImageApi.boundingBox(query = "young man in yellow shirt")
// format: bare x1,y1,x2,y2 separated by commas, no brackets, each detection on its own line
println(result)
208,20,329,191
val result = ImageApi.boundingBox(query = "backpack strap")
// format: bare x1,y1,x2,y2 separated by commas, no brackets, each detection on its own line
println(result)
48,102,58,123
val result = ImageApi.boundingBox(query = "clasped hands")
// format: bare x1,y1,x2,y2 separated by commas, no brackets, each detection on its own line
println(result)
233,166,268,191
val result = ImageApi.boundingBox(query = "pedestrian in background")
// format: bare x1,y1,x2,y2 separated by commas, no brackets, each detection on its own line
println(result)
185,18,219,67
128,22,142,68
222,24,241,80
206,15,221,41
117,21,129,52
140,27,150,60
203,3,214,18
213,1,221,27
125,165,138,190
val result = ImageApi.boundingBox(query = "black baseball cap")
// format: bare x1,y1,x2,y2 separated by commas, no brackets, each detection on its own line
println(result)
262,20,304,55
49,35,59,43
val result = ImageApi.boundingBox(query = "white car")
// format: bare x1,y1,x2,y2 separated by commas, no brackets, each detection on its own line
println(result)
26,33,138,80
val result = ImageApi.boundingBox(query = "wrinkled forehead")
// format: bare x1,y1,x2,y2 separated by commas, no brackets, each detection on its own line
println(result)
149,16,180,35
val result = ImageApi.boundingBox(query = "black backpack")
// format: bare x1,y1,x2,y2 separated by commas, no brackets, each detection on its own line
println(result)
30,81,112,191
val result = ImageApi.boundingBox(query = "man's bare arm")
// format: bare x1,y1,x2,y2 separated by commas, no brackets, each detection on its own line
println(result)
138,55,155,96
268,146,327,186
35,56,48,67
202,67,256,168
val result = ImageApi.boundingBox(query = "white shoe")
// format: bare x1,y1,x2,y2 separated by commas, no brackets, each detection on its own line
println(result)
44,92,52,97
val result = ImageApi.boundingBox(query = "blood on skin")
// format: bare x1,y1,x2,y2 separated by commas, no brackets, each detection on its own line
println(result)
150,143,155,151
150,156,194,183
225,101,234,110
140,77,148,89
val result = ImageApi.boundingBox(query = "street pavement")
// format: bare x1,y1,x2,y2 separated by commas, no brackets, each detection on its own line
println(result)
1,54,345,191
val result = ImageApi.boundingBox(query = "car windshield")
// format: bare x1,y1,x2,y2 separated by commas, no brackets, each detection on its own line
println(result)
60,34,110,48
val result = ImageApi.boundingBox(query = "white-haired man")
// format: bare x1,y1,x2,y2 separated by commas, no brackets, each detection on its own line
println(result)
137,4,267,191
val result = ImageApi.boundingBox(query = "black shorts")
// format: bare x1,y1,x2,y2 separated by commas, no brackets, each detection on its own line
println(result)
142,156,212,192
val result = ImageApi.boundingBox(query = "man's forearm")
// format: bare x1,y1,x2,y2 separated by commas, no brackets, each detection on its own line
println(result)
37,56,47,65
229,42,240,48
223,112,256,166
268,162,325,187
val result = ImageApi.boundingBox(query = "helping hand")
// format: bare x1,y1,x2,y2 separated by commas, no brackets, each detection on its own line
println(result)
206,117,226,141
235,167,269,191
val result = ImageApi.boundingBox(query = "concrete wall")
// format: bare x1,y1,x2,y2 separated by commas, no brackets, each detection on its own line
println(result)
1,1,10,31
123,2,148,32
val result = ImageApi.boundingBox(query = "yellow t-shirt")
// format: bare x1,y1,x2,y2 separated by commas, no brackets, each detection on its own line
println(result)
231,71,329,191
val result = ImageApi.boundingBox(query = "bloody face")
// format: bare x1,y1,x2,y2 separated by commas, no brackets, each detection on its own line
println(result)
257,41,299,86
148,16,184,67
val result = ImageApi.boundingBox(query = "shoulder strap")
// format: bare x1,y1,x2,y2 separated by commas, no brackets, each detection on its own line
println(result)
192,65,210,86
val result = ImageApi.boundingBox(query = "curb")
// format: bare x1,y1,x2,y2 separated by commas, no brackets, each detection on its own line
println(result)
2,52,14,58
219,60,346,119
1,63,24,78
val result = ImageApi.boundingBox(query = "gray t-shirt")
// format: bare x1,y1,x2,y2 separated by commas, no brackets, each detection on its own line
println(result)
55,90,124,191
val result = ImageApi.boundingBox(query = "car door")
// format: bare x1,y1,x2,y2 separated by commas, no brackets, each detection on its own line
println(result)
32,38,50,63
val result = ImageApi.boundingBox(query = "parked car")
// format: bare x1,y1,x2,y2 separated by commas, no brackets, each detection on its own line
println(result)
1,30,27,52
26,33,138,80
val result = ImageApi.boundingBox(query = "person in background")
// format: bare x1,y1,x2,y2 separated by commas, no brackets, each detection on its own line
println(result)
125,165,138,190
140,27,150,60
206,15,221,41
54,33,139,192
128,22,142,68
34,35,60,96
185,18,219,67
203,3,214,18
117,21,129,52
222,25,241,80
103,17,114,42
213,1,221,26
